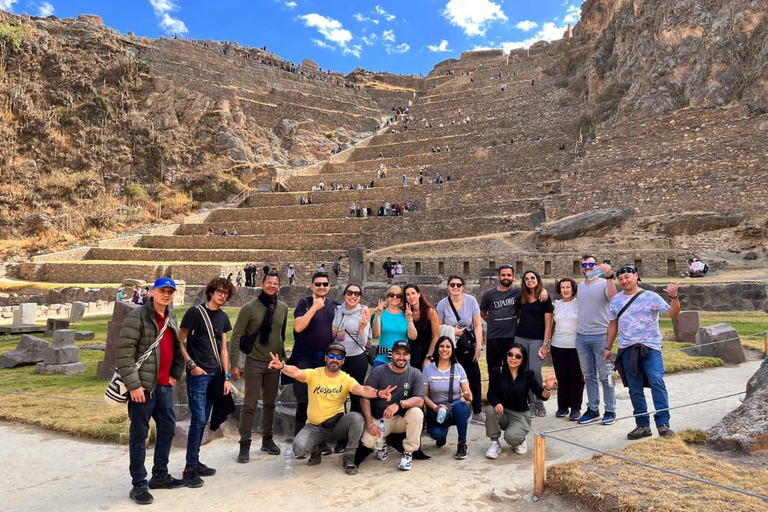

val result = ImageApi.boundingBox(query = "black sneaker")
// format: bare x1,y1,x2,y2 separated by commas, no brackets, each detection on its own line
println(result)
658,425,675,437
436,437,447,448
334,439,348,454
196,463,216,477
147,474,185,490
129,486,154,505
182,467,204,488
555,408,569,418
626,426,652,440
568,409,580,421
308,447,322,466
321,443,333,456
455,442,468,460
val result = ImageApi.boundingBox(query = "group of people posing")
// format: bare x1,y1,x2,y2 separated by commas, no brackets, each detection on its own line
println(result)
116,253,680,505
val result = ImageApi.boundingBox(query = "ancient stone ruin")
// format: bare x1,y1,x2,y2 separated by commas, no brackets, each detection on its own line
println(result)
0,335,49,368
708,362,768,452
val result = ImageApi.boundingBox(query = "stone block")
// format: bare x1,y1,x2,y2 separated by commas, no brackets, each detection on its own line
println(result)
172,418,224,448
51,329,76,348
0,334,49,368
694,323,746,364
708,363,768,452
44,318,71,337
672,311,700,344
97,301,139,379
13,303,37,325
74,331,96,341
34,362,87,375
87,302,98,312
348,247,366,284
43,347,80,365
69,301,87,323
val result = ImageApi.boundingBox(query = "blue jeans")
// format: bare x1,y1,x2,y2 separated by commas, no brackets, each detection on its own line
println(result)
618,346,670,428
127,384,176,488
576,333,616,413
426,400,471,443
186,370,217,469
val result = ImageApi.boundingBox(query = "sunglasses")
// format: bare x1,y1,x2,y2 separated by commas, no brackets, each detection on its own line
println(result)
507,352,523,360
313,282,330,287
523,276,537,282
581,262,596,268
448,283,463,288
345,290,362,297
387,293,403,299
327,353,345,360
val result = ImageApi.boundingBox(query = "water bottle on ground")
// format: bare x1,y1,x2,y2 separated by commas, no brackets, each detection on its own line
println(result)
436,406,447,424
586,267,605,280
606,362,616,387
284,445,294,479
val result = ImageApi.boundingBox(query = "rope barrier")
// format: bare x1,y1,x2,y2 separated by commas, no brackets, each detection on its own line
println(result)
0,390,105,405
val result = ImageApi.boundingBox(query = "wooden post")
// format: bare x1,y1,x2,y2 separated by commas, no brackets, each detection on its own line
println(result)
534,434,546,498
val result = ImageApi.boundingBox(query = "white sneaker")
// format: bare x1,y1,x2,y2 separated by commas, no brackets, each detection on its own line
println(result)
397,451,412,471
514,439,528,455
485,441,501,459
471,412,486,425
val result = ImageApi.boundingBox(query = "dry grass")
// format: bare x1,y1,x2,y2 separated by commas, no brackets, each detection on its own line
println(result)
547,436,768,511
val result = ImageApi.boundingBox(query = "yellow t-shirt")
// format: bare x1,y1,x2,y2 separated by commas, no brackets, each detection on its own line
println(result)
304,368,359,425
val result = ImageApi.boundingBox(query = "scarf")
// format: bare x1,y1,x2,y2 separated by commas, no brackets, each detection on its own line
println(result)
257,291,278,346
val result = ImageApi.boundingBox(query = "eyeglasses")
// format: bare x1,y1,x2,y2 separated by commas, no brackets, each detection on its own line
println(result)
313,282,330,287
507,352,523,360
387,293,403,299
214,289,229,296
327,353,345,360
523,276,537,282
345,290,362,297
448,283,463,288
581,262,596,268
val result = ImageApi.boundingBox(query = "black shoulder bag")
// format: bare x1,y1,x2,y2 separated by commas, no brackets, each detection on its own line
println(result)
448,297,476,359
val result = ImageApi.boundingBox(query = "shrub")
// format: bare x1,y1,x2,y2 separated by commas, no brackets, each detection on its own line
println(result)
0,24,25,57
123,183,148,203
160,190,192,219
593,82,631,123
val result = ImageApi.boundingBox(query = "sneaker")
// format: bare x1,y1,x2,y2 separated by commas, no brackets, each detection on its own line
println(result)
334,439,348,454
129,486,154,505
471,412,486,425
398,451,413,471
555,408,569,418
195,463,216,477
455,442,468,460
601,412,616,425
485,440,501,459
569,409,580,421
321,443,333,456
514,439,528,455
342,453,358,475
182,468,204,488
148,474,185,490
376,443,389,461
577,409,601,425
535,402,547,417
626,426,652,440
308,447,322,466
436,437,447,448
658,425,675,437
261,436,281,456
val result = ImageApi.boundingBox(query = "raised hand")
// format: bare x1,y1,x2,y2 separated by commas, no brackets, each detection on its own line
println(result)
664,282,680,297
267,351,283,370
375,299,384,315
360,308,371,329
378,384,397,401
404,303,413,321
312,296,326,311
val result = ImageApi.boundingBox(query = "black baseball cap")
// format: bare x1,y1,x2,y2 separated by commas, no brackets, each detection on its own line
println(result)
325,343,346,356
392,340,411,353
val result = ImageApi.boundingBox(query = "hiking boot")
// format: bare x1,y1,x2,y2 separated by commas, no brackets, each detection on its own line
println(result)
535,402,547,417
321,443,333,456
342,453,358,475
485,440,501,459
626,426,652,440
657,425,675,437
182,467,204,488
195,463,216,477
398,451,413,471
569,409,580,421
514,439,528,455
238,440,251,463
129,486,154,505
577,409,601,425
436,437,447,448
455,442,468,460
601,411,616,425
334,439,348,454
308,447,322,466
471,412,486,425
261,436,281,456
555,408,569,418
148,474,185,490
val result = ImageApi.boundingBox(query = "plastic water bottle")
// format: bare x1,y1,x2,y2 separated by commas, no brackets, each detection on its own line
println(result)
586,267,605,280
436,406,447,424
375,419,385,451
284,445,294,479
606,362,616,387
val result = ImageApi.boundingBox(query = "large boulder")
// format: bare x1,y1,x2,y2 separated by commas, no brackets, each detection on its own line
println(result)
540,208,634,240
658,213,743,236
0,335,49,368
694,323,746,364
708,362,768,452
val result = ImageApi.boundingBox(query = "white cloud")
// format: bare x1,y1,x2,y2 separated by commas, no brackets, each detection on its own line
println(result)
299,13,353,47
148,0,188,35
37,2,54,16
516,20,537,31
442,0,507,37
354,12,378,24
500,22,568,52
0,0,18,11
343,44,363,58
361,34,378,46
381,29,396,42
563,4,580,24
311,38,333,49
385,43,410,55
375,5,396,22
427,40,452,52
284,1,297,9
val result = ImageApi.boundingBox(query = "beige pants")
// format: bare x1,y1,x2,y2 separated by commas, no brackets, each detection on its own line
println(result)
361,407,424,453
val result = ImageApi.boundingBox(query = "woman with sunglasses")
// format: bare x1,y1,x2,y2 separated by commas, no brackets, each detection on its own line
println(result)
372,285,417,368
332,284,372,414
423,336,473,459
436,275,484,424
517,270,553,417
404,284,440,369
484,344,554,459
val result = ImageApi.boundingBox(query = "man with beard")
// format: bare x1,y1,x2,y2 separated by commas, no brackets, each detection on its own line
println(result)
360,341,425,471
269,343,395,475
480,265,522,372
230,272,288,462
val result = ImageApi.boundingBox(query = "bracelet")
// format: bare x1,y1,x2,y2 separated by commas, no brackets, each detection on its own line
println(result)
375,389,381,398
604,274,614,279
669,295,679,299
186,360,197,369
544,387,553,392
281,362,286,370
604,347,611,351
225,372,232,379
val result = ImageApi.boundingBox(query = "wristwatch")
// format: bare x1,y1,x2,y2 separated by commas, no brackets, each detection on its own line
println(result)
224,372,232,380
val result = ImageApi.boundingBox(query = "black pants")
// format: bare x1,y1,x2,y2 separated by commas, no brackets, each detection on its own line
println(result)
486,337,516,373
550,346,584,412
341,353,370,413
456,351,482,414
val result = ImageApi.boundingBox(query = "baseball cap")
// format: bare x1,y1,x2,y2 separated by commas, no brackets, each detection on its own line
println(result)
325,342,346,356
153,277,177,290
392,340,411,353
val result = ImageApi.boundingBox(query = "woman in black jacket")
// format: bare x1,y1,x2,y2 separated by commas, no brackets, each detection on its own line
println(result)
483,343,554,459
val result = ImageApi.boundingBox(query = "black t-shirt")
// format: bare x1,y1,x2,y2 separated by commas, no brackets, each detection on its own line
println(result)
516,298,554,340
181,305,232,372
293,296,337,352
479,286,521,339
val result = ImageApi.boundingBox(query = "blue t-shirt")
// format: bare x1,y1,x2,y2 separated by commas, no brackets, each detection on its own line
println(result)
374,309,409,364
608,291,671,350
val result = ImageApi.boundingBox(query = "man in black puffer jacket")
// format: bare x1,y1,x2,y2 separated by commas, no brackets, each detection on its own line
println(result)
116,277,185,505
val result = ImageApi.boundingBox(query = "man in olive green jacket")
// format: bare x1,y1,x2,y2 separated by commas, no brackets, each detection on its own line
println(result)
116,277,185,505
230,272,288,461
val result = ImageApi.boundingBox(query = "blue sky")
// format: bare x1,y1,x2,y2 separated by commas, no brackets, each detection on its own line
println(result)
1,1,584,75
